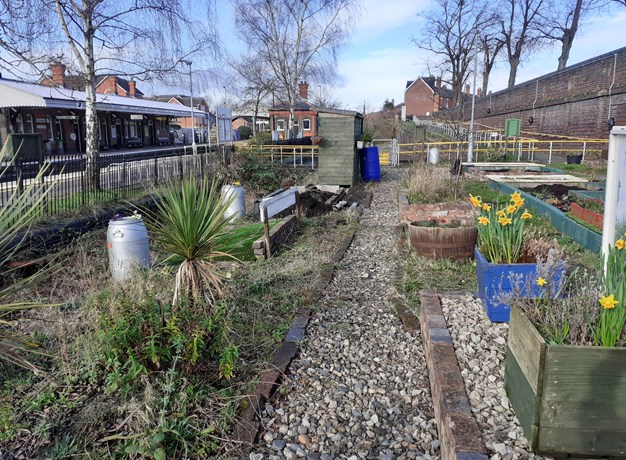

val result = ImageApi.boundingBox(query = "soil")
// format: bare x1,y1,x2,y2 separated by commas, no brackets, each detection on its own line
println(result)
520,183,585,212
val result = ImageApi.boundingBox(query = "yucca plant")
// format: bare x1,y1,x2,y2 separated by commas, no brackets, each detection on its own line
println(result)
143,176,237,309
1,163,56,372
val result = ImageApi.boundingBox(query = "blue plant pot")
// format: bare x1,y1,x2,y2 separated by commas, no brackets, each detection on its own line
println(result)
474,247,565,322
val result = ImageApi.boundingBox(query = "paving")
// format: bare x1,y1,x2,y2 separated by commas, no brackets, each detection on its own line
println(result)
253,168,440,459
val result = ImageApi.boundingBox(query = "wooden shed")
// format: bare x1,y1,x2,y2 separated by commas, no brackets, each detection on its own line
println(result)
317,108,363,186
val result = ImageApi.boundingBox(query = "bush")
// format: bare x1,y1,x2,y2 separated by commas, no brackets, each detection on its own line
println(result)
237,125,252,139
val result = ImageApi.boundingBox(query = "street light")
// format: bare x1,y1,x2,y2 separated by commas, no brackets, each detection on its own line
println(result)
181,59,196,152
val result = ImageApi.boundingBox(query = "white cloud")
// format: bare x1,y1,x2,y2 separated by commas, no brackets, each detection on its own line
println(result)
351,0,430,43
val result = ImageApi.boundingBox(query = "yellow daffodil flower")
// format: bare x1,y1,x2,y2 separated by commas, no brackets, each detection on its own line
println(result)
469,194,482,207
537,277,546,287
481,203,491,211
599,294,619,309
616,239,625,250
521,210,532,220
506,204,517,214
514,197,525,207
498,216,512,226
496,210,506,218
478,216,490,225
511,192,522,202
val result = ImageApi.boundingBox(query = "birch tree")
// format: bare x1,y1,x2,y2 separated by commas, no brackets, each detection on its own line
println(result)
232,0,356,138
0,0,218,189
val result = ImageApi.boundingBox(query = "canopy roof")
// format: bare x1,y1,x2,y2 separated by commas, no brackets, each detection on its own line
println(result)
0,78,206,118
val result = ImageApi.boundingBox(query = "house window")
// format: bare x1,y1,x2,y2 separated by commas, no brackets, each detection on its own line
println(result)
276,119,285,131
15,114,23,133
302,118,311,131
26,114,34,133
293,119,299,127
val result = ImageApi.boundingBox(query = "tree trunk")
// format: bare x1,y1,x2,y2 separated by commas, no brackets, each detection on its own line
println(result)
83,32,100,191
558,0,582,71
508,57,520,88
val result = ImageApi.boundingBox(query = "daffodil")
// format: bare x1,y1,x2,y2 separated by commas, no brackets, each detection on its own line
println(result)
616,239,625,250
498,216,512,226
511,192,522,202
496,210,506,218
478,216,490,225
506,204,517,214
481,203,491,212
469,194,482,207
537,277,546,287
513,197,525,207
599,294,619,309
521,210,532,220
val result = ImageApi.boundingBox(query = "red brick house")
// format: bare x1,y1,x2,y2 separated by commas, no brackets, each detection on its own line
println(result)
147,95,212,142
269,82,318,140
404,77,456,119
41,63,144,98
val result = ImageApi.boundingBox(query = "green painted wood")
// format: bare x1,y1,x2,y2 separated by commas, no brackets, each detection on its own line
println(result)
505,346,539,446
508,306,545,394
541,400,626,430
538,426,626,457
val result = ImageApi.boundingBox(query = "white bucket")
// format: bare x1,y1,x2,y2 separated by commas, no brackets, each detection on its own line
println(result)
222,184,245,220
107,217,151,281
428,147,439,164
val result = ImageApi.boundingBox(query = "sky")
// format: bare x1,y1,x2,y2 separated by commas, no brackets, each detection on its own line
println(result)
180,0,626,113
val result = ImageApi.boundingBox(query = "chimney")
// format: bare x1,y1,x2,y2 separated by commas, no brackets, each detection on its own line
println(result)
129,79,136,97
436,77,441,88
298,81,309,100
477,88,483,97
50,63,66,87
465,84,470,94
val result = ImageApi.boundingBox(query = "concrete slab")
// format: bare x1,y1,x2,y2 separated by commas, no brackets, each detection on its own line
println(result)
485,173,588,188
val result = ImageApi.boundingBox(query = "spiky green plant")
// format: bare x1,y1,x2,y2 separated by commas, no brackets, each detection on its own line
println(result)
1,163,56,372
143,176,237,309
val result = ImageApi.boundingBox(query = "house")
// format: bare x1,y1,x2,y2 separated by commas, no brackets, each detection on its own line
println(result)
148,95,212,143
41,63,144,98
0,76,195,153
404,77,457,119
268,82,318,140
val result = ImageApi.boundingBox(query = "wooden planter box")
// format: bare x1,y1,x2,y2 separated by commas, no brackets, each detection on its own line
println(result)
408,221,477,260
505,307,626,457
570,201,603,230
475,247,565,322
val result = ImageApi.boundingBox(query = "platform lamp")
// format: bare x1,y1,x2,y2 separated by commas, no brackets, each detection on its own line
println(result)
181,59,196,153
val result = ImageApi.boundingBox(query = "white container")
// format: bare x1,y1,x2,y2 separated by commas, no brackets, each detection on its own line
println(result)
107,217,151,281
428,147,439,164
222,184,245,220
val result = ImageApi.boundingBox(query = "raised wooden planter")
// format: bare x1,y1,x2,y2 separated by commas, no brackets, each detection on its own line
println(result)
408,221,477,260
505,307,626,457
570,201,603,230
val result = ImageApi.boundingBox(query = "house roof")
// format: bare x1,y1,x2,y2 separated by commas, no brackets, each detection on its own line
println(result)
269,100,320,112
148,94,209,109
0,78,201,117
95,75,144,96
406,76,457,100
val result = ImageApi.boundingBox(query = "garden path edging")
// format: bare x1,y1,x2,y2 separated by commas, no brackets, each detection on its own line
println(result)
232,209,363,447
419,290,489,460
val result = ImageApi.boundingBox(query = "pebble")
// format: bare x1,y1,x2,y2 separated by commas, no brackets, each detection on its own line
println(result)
253,169,439,457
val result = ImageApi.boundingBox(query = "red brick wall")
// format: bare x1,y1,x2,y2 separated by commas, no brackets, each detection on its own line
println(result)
445,48,626,139
269,109,317,139
405,80,436,118
96,76,118,95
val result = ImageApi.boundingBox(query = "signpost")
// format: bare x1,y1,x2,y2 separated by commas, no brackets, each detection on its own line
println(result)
602,126,626,266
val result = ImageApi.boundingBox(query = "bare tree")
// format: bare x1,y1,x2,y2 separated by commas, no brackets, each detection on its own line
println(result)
415,0,493,107
232,0,356,138
499,0,549,87
0,0,218,189
230,56,277,135
310,85,342,109
480,33,505,95
540,0,603,70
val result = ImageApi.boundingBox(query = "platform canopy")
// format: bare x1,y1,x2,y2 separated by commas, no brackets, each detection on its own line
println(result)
0,78,204,118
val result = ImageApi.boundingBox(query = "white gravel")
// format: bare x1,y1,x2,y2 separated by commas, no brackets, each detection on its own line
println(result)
440,294,547,460
253,168,440,460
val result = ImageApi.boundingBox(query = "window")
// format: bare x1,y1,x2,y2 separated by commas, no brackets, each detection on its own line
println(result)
302,118,311,131
276,119,285,131
46,116,53,140
15,114,23,133
293,119,299,127
26,114,34,133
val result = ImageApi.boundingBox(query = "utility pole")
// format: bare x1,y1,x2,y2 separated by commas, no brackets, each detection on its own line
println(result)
468,33,478,163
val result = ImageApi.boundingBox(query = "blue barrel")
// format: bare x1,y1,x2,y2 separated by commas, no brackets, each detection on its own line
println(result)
360,146,381,181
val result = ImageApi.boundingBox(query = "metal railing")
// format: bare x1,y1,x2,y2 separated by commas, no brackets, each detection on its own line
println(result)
397,138,608,163
241,144,319,169
1,144,218,218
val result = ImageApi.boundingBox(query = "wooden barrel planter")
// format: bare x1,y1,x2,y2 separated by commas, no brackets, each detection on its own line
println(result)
408,220,477,260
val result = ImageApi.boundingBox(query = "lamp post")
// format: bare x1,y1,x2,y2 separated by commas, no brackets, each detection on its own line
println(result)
467,33,478,163
181,60,196,152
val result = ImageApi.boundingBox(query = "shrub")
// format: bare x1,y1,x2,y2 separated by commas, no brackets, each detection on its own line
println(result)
237,125,252,140
404,163,459,204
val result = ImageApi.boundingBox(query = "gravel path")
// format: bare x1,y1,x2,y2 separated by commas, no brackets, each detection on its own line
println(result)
253,168,440,460
440,294,545,460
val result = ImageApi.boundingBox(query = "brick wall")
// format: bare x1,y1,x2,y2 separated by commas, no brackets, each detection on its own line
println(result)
445,47,626,140
405,80,436,118
96,76,118,95
252,215,297,259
